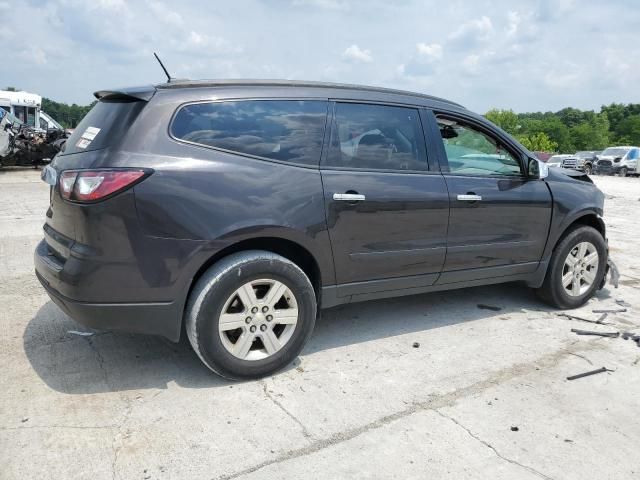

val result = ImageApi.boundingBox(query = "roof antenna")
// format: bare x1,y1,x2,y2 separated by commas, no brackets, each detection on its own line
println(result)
154,52,172,82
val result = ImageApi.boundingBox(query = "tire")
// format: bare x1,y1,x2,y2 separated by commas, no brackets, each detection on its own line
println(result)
185,250,316,380
583,164,592,175
536,226,607,309
619,167,628,177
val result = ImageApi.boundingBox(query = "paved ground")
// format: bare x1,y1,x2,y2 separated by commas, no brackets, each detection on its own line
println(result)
1,168,639,480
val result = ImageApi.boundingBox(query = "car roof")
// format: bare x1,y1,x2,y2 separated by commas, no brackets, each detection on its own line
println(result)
154,78,465,108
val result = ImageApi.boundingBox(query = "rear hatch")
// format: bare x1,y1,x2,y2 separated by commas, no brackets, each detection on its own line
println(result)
43,87,154,250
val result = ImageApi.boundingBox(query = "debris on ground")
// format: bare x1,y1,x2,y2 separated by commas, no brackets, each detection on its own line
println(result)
567,367,614,381
592,308,627,314
571,328,620,338
558,313,610,325
621,332,640,347
412,342,420,348
510,426,519,432
616,299,631,307
477,304,502,311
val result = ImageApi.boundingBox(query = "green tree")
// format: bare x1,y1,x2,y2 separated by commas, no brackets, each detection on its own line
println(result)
485,109,519,135
615,115,640,145
517,132,557,152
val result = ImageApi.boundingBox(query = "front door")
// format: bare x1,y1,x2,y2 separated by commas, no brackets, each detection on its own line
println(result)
321,102,449,295
430,114,552,282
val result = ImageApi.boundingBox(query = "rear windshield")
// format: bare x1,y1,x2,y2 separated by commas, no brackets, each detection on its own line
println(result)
61,99,145,155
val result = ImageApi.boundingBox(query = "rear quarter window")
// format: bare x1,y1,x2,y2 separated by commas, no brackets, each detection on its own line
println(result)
170,100,328,166
62,99,146,155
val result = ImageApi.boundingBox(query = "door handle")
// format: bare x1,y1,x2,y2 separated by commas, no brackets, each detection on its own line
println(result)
333,193,366,201
457,194,482,202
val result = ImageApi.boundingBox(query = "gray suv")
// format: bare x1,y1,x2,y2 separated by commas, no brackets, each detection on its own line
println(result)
35,80,614,379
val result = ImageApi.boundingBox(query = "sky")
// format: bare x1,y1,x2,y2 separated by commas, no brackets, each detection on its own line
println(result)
2,0,639,113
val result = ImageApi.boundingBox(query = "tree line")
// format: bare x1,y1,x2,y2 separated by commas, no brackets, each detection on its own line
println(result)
41,98,95,129
485,104,640,153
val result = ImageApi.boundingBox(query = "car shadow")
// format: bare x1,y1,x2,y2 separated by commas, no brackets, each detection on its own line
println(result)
23,282,614,395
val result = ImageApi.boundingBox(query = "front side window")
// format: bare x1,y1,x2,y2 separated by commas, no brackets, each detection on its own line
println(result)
437,117,522,176
171,100,328,166
325,102,427,171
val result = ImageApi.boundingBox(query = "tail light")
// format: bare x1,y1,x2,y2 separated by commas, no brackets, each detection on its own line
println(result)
59,169,151,203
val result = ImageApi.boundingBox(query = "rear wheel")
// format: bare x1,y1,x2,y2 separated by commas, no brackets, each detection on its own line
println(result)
185,250,316,380
536,226,606,309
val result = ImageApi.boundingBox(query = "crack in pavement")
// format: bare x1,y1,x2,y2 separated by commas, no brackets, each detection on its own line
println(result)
261,380,313,439
1,424,119,431
434,410,554,480
214,342,603,480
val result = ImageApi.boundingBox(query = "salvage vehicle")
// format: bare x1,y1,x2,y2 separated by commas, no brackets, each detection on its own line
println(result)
35,80,616,379
594,146,639,177
562,151,599,174
0,109,66,168
546,154,574,168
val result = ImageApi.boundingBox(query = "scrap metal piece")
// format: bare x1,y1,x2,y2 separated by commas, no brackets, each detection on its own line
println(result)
571,328,619,338
558,313,609,325
567,367,614,381
607,258,620,288
592,308,627,314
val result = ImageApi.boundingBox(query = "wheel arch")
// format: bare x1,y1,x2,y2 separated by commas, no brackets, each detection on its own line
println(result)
550,211,606,254
179,235,325,338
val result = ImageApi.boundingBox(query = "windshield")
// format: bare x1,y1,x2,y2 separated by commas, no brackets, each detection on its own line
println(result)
62,98,145,155
601,148,630,157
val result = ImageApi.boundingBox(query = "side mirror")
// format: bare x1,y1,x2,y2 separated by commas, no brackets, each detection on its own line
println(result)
528,157,548,179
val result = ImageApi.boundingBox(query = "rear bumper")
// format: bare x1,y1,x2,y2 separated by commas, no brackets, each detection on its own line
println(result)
34,239,182,341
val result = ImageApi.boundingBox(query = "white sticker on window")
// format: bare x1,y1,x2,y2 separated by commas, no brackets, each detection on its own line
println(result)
81,126,101,141
76,138,91,149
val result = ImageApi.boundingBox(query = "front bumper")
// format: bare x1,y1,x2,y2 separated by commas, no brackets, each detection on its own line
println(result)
34,239,181,340
595,164,620,174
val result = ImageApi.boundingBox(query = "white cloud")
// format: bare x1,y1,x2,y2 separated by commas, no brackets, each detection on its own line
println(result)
148,1,183,27
506,11,521,36
342,44,373,63
292,0,349,9
448,15,493,44
416,43,443,61
3,0,639,114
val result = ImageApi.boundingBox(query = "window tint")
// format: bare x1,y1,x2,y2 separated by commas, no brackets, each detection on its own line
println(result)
171,100,327,166
62,99,146,155
437,117,522,176
325,102,427,171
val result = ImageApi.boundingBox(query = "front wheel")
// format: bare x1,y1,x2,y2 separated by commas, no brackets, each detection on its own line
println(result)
185,250,317,380
583,164,592,175
536,226,607,309
619,167,628,177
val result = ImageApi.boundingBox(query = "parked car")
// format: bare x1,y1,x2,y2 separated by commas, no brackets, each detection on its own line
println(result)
595,146,640,176
35,80,615,379
563,151,599,174
546,154,574,168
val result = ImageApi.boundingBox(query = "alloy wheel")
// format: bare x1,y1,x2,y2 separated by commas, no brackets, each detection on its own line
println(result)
218,279,299,360
561,242,599,297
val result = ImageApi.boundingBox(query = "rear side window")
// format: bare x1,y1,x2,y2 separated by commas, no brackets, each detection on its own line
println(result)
62,99,146,155
325,102,427,171
171,100,328,166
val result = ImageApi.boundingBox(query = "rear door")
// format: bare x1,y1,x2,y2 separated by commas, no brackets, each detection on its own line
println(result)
320,101,449,295
427,112,552,282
